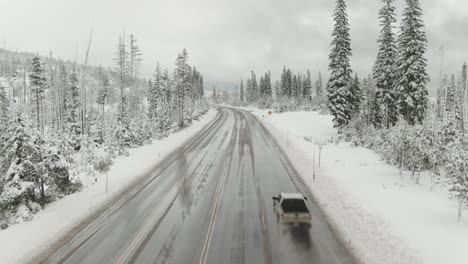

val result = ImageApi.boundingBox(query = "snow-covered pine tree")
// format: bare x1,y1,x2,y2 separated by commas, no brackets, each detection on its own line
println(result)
456,72,465,130
0,115,69,217
239,78,244,102
280,66,287,98
303,70,312,101
151,63,171,138
446,134,468,222
0,84,8,129
361,75,377,127
459,63,467,130
259,75,265,99
129,34,142,81
0,116,36,221
373,0,398,128
149,63,163,120
174,49,191,128
265,71,272,98
350,74,363,117
286,69,292,98
67,69,81,150
436,75,448,120
446,74,458,122
315,72,324,102
151,62,171,136
57,63,69,132
327,0,353,130
245,79,252,102
291,74,298,100
96,73,110,144
114,35,129,125
274,80,281,99
198,75,204,99
280,67,292,99
395,0,429,125
30,56,46,132
162,69,171,106
251,71,258,102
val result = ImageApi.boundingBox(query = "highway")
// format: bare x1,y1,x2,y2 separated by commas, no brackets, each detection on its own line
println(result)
38,107,355,264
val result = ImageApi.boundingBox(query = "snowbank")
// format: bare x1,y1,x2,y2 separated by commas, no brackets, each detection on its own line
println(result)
0,108,218,264
250,108,468,264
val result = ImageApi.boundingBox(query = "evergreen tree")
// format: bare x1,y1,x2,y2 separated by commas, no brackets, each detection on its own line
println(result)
264,71,272,98
303,70,312,101
57,63,69,131
129,34,142,81
274,80,281,98
162,69,171,104
460,63,467,129
327,0,353,130
446,74,458,122
0,116,69,210
174,49,191,128
67,69,81,150
114,35,129,125
149,63,163,119
0,116,36,214
280,67,292,98
199,75,204,99
315,72,324,101
0,84,8,127
259,75,265,98
239,78,244,102
291,74,297,99
395,0,429,125
96,73,110,143
96,74,110,110
350,74,363,117
280,66,286,97
251,71,258,101
286,69,292,98
373,0,398,128
30,56,46,131
436,75,448,120
361,76,375,126
152,63,171,137
446,135,468,222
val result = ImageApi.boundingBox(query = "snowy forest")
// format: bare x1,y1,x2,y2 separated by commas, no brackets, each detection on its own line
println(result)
215,0,468,221
0,35,207,229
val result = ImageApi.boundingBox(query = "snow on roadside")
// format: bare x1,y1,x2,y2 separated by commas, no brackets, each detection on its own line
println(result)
0,108,218,264
250,108,468,264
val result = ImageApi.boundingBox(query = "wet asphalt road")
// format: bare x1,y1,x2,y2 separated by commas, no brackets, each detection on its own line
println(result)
40,107,355,264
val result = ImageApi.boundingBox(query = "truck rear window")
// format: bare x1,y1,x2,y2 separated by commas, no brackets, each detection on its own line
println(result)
281,199,309,213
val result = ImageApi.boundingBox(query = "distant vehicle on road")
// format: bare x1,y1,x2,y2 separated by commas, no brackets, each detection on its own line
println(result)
272,193,311,227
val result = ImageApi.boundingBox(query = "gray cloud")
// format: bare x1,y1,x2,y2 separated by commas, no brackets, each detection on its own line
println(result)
1,0,467,93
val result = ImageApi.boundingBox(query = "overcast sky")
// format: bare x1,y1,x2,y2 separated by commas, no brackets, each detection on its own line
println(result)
1,0,467,93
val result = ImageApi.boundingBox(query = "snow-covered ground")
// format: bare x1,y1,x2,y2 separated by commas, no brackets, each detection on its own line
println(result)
250,108,468,264
0,108,218,264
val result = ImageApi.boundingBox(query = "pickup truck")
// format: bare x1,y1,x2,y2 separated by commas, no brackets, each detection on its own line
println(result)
272,192,311,227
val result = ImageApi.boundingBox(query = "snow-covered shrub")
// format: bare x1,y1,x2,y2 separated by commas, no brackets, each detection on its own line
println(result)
93,148,112,173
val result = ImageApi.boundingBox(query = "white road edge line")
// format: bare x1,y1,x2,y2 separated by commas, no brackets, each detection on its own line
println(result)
199,157,230,264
